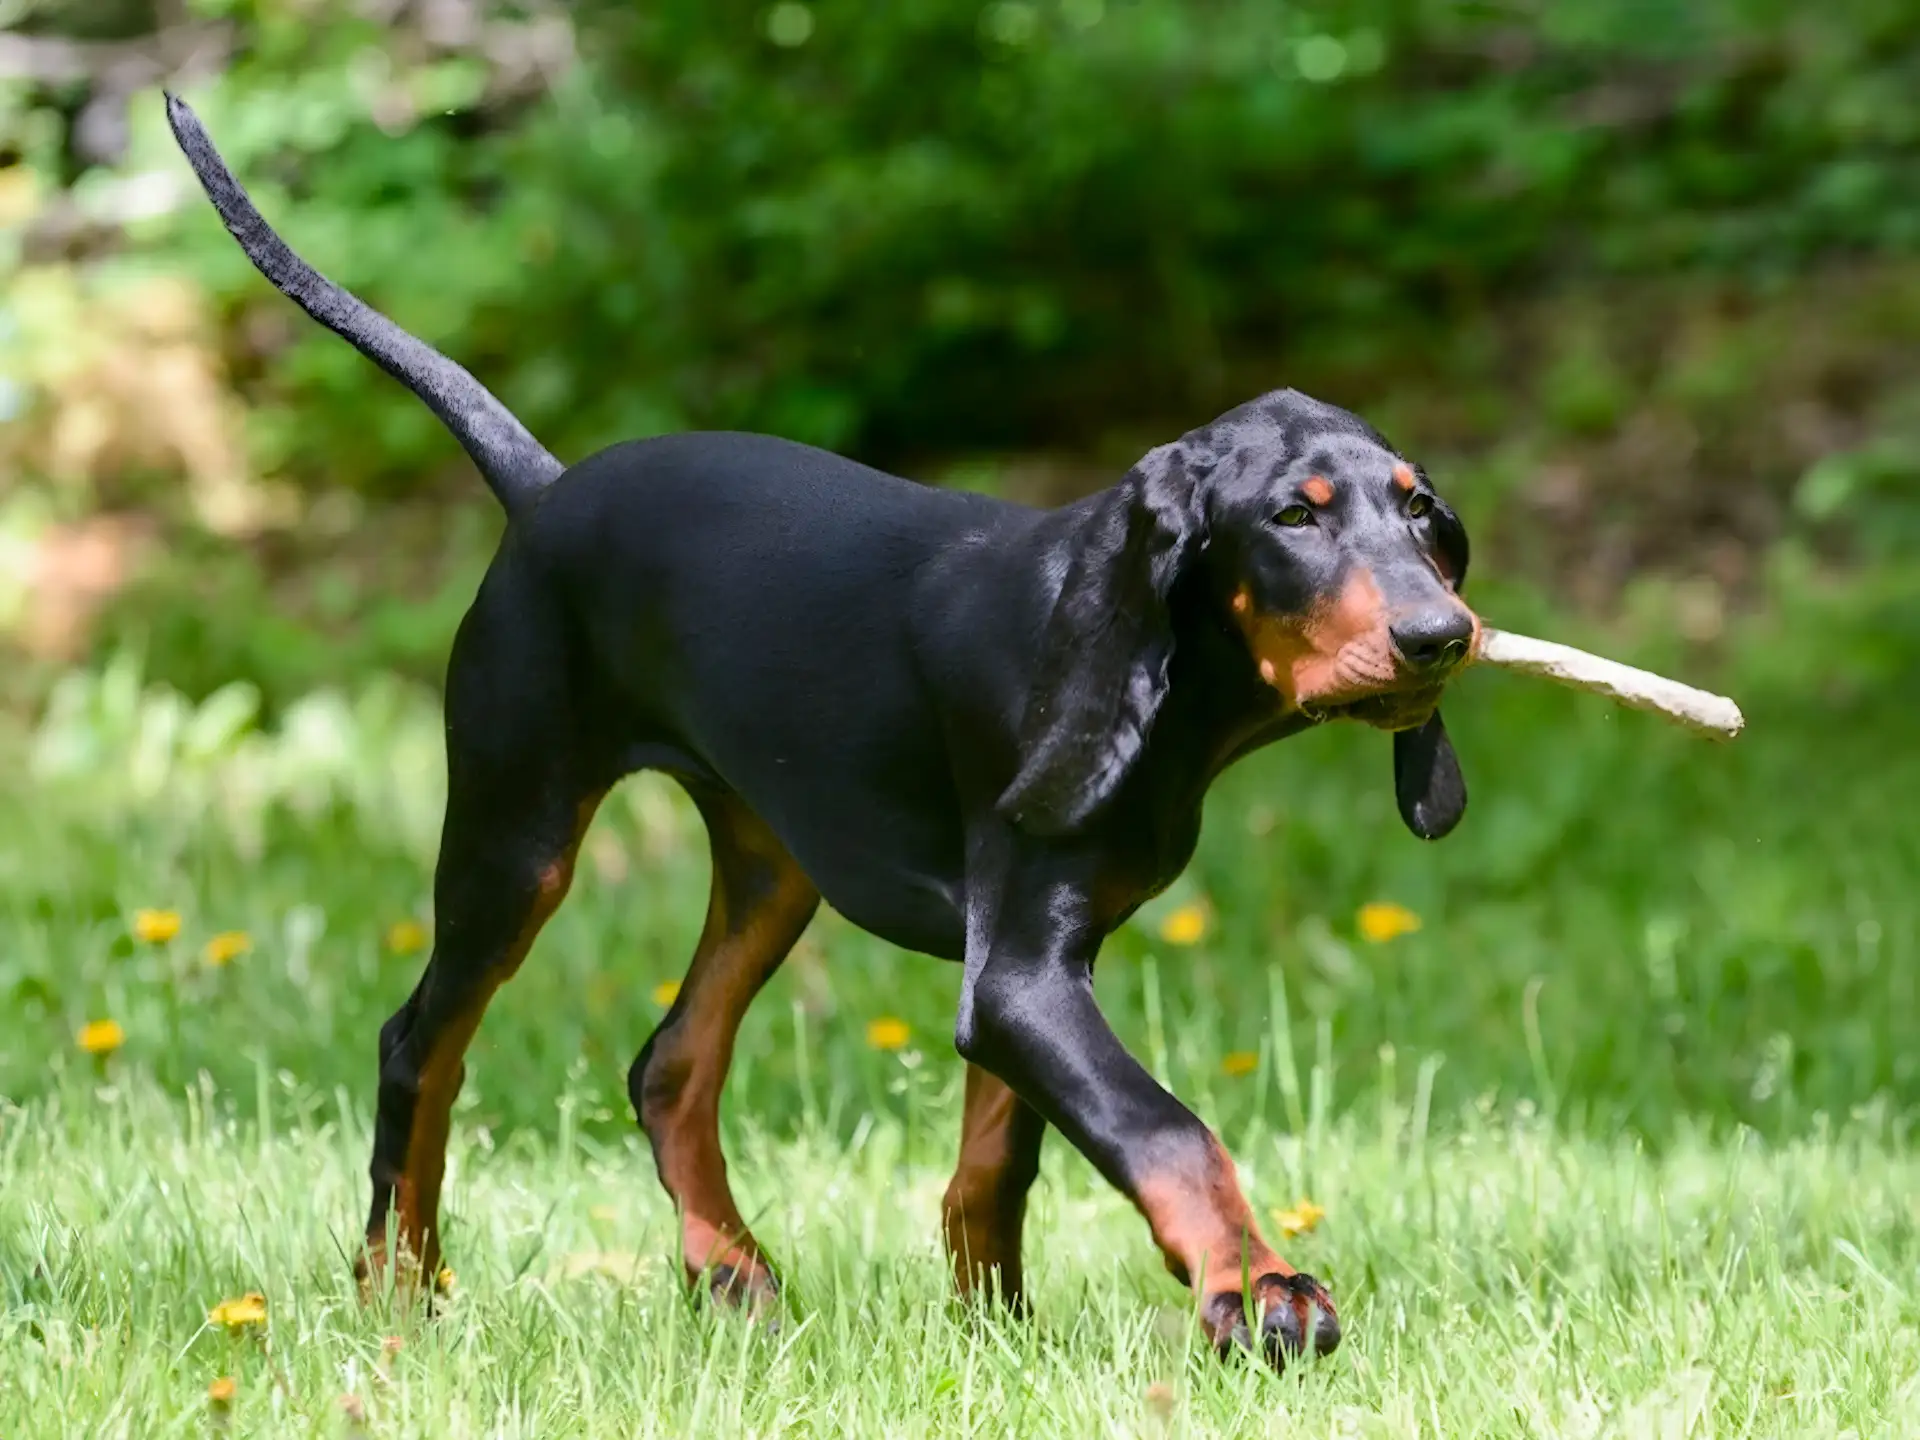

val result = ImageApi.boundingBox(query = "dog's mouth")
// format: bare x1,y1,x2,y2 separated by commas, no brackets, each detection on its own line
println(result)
1299,683,1447,732
1251,615,1470,732
1289,636,1452,731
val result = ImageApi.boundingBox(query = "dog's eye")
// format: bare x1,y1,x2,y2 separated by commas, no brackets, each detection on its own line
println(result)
1273,504,1313,528
1408,493,1434,520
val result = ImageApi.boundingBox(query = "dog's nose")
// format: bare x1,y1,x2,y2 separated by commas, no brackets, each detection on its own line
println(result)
1389,608,1475,674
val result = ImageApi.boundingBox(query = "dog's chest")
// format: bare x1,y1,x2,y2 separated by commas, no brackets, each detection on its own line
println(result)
1093,798,1207,930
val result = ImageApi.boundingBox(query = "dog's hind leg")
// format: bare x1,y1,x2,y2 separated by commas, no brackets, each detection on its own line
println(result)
360,578,606,1292
629,785,819,1313
943,1063,1047,1311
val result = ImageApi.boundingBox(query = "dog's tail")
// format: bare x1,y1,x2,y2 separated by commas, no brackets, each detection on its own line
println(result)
164,93,561,516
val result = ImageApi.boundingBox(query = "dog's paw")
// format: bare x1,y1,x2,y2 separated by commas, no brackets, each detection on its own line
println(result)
703,1260,782,1326
1201,1272,1340,1372
353,1238,445,1312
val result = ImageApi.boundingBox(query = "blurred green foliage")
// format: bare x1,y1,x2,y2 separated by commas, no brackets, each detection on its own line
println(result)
96,0,1919,479
0,0,1917,709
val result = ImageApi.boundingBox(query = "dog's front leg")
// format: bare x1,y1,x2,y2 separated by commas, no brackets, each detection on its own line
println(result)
953,829,1340,1370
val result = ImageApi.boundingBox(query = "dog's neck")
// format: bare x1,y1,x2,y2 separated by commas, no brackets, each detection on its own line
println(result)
1114,574,1314,832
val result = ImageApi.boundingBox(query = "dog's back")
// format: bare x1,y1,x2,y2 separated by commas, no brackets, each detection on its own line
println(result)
521,430,1028,953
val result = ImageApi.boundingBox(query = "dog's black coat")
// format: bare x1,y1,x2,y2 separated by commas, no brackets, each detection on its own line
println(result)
168,93,1477,1368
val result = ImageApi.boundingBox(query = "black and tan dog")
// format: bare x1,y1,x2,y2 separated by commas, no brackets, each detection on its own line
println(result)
168,94,1478,1368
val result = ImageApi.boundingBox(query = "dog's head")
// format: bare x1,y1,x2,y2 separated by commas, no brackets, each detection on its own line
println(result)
999,389,1475,840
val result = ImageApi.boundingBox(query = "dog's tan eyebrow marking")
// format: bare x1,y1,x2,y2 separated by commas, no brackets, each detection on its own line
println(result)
1302,475,1335,506
1232,587,1251,616
1392,463,1416,492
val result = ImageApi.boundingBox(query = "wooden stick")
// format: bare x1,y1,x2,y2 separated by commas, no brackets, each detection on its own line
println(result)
1470,626,1745,740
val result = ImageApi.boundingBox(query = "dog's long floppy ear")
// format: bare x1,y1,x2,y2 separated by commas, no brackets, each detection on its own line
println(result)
997,443,1206,836
1392,491,1471,840
1393,711,1466,840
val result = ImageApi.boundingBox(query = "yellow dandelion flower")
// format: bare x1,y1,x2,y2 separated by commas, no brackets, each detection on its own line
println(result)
651,980,681,1007
385,919,428,956
1356,901,1422,943
1272,1198,1326,1237
77,1019,125,1056
208,1292,267,1329
866,1016,910,1051
436,1267,456,1294
1158,903,1208,946
132,908,181,943
207,1376,236,1406
1221,1050,1259,1078
203,931,251,967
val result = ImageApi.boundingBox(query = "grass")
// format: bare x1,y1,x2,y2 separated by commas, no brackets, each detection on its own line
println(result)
6,1076,1918,1436
5,573,1920,1435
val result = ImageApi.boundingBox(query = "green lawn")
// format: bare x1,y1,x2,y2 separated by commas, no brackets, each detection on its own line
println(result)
6,1076,1917,1437
5,587,1920,1435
